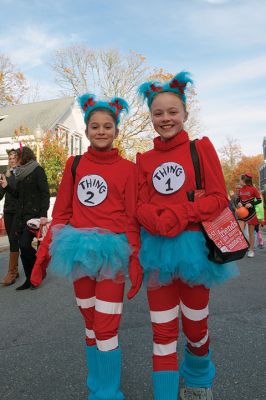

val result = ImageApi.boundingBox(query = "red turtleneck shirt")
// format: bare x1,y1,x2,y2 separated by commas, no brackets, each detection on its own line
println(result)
51,147,139,252
31,147,142,292
137,130,228,235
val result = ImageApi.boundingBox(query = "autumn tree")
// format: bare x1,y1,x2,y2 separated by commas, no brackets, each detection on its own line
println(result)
40,131,68,194
52,47,201,157
229,154,263,190
0,54,30,106
218,137,243,191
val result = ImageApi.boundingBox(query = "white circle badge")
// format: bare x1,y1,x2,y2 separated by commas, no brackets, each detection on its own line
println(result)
77,174,108,207
152,162,185,194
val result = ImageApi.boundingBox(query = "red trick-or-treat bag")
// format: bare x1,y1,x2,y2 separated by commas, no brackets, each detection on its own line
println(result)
189,141,249,264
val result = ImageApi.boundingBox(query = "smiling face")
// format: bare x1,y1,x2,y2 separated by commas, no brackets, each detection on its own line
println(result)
86,110,118,151
151,92,188,140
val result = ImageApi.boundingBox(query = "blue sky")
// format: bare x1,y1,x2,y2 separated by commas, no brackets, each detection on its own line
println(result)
0,0,266,156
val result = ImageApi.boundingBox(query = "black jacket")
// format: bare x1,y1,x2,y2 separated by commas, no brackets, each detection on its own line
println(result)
0,173,18,214
6,166,50,232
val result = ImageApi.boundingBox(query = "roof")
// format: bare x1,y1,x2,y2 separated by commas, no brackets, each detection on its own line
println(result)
0,97,75,138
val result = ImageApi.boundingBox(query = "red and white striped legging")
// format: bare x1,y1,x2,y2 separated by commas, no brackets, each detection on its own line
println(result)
148,279,210,372
73,276,125,351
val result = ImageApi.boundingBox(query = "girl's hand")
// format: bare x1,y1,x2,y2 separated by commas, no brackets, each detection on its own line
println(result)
156,206,188,237
245,203,252,209
127,257,143,300
237,202,243,208
137,203,159,235
0,174,7,188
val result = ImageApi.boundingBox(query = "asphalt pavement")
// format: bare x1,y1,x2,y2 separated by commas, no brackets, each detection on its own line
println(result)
0,244,266,400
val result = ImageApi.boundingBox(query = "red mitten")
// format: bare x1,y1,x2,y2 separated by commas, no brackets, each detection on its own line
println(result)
30,227,52,287
127,257,143,300
31,244,51,287
137,203,159,234
156,205,188,237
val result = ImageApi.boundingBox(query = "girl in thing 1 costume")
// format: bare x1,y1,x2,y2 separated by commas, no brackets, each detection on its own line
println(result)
136,72,239,400
31,94,142,400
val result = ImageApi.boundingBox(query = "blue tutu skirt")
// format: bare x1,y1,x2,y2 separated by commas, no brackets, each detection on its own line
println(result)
49,225,132,281
140,229,239,289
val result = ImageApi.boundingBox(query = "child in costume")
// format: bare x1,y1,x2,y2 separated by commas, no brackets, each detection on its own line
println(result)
136,72,239,400
31,94,142,400
237,173,262,257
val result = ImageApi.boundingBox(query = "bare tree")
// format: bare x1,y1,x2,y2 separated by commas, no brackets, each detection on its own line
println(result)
52,46,152,155
219,137,243,169
218,137,243,192
0,54,30,106
52,47,201,155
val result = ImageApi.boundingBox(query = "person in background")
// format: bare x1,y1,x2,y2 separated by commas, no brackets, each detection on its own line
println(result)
0,147,50,290
254,224,264,249
261,185,266,226
0,149,20,286
237,173,262,258
228,190,237,214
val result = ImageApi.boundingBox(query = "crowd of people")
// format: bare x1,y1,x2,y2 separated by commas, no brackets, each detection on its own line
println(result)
0,71,265,400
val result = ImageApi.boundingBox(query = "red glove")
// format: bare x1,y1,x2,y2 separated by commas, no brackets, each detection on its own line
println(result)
127,257,143,300
137,203,159,235
156,205,188,237
31,244,51,286
30,228,52,287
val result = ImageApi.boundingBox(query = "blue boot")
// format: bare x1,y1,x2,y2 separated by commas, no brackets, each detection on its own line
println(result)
180,347,215,388
86,345,98,400
152,371,179,400
94,347,124,400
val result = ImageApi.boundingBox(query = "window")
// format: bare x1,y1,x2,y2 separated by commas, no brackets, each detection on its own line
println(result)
71,135,74,155
74,136,82,155
65,132,69,147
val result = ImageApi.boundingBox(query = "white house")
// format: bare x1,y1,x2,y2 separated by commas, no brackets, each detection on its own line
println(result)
0,96,87,172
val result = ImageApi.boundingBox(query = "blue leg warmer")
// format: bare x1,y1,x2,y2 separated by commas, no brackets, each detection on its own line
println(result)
152,371,179,400
94,347,124,400
180,347,216,388
86,345,98,400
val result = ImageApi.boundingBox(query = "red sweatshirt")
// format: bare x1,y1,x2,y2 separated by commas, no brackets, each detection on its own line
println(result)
137,130,228,236
31,147,142,293
35,147,139,261
51,146,139,253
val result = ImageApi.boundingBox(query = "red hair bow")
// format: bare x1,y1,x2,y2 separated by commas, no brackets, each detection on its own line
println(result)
150,84,163,93
169,79,187,94
109,99,123,116
83,97,96,111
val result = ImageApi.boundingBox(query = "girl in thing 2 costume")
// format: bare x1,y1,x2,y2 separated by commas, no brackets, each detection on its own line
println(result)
136,72,239,400
31,95,143,400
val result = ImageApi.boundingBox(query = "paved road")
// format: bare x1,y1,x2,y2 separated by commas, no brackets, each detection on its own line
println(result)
0,247,266,400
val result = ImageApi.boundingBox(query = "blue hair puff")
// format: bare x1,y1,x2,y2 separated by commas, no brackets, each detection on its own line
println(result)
166,71,193,104
138,71,193,108
109,97,129,124
77,93,129,125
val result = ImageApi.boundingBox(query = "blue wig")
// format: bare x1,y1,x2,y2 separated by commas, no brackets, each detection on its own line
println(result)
138,71,193,108
78,93,129,125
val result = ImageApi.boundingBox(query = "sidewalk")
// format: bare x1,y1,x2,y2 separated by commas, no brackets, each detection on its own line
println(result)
0,235,9,252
